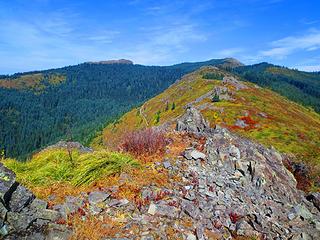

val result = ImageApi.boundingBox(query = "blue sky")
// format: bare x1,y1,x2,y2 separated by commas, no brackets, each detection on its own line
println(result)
1,0,320,74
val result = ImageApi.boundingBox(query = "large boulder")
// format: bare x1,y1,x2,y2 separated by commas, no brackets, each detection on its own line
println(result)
0,163,70,239
176,107,210,134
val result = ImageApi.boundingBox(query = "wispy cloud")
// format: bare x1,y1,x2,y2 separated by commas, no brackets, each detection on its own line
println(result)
295,65,320,72
85,31,120,44
260,30,320,59
125,23,207,65
0,7,121,73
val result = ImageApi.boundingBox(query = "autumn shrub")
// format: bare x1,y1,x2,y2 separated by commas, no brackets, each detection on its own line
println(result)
119,128,167,156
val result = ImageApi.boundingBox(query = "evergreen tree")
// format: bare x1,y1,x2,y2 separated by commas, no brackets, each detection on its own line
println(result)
171,102,176,110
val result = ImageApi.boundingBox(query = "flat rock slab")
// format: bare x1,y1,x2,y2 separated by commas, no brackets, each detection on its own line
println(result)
190,150,206,160
88,191,110,205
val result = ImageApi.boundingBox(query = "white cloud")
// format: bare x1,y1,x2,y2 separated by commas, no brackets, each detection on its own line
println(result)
260,30,320,59
295,65,320,72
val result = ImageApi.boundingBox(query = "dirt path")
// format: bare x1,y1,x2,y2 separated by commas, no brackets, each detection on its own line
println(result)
140,104,149,127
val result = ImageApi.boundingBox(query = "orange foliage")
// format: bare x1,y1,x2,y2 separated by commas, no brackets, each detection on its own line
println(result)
70,213,124,240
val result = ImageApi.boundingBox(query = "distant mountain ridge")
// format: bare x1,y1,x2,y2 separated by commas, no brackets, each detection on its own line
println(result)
85,59,134,65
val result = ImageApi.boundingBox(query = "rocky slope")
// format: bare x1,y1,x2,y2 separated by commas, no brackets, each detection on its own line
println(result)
1,107,320,239
97,66,320,191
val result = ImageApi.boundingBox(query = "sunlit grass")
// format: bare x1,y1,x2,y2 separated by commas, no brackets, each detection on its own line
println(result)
3,149,139,188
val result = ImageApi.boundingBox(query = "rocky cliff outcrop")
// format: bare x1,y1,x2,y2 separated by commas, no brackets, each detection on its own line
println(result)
175,107,320,238
0,163,71,239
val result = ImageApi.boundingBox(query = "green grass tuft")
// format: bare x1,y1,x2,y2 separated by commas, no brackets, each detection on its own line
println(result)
72,151,139,186
3,149,139,188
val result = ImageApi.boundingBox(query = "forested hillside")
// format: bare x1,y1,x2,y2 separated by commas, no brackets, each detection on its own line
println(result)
1,59,236,159
1,58,319,160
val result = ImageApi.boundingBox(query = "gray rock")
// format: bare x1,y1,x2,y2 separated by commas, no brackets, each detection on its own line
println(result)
89,205,103,215
183,149,193,160
30,198,48,210
154,201,180,218
163,161,172,169
0,201,7,226
147,203,156,215
45,140,93,153
293,204,313,221
288,212,296,220
176,107,210,134
9,184,35,212
181,200,200,219
186,233,197,240
6,211,33,232
190,150,206,160
234,119,248,128
46,223,72,240
108,198,129,207
222,76,248,90
88,191,110,205
0,163,16,201
0,224,8,237
36,209,61,222
229,145,240,159
307,192,320,211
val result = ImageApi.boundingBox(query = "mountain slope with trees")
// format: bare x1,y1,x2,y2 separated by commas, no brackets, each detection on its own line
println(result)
1,59,320,160
0,59,238,159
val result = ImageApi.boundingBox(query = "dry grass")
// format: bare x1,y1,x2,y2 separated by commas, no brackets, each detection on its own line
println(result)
70,214,125,240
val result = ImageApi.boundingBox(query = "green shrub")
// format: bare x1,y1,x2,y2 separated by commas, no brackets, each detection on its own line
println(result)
212,94,220,102
154,111,161,124
203,72,224,80
171,102,176,110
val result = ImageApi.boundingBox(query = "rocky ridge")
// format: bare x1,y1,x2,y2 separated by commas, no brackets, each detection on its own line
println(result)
1,107,320,239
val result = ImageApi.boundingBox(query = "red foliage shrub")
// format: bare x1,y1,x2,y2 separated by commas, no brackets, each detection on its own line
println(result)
119,128,167,156
240,116,257,125
56,218,67,225
229,212,241,223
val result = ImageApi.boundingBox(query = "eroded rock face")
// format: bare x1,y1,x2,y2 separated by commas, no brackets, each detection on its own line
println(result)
0,163,71,239
175,108,320,238
222,76,248,90
212,86,234,101
176,106,210,134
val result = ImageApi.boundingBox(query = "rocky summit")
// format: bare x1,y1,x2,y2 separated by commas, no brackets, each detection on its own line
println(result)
1,107,319,239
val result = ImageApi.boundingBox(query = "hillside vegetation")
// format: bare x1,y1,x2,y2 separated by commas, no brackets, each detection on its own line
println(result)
96,67,320,191
232,63,320,112
1,59,319,161
0,59,238,159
